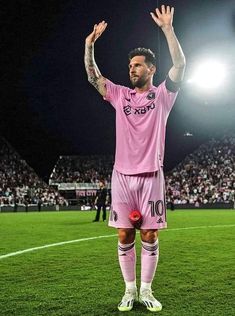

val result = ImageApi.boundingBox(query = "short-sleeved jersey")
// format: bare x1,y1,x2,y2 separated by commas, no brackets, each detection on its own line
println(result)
104,79,178,175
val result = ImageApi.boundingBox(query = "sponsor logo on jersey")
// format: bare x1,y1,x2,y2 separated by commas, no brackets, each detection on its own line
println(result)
123,103,155,116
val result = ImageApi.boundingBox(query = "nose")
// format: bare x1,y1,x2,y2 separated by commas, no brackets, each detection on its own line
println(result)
130,68,136,75
129,65,135,72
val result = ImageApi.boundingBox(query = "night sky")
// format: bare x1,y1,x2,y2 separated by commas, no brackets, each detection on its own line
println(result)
1,0,235,181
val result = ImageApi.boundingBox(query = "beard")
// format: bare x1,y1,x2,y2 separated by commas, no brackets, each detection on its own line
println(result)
130,75,147,88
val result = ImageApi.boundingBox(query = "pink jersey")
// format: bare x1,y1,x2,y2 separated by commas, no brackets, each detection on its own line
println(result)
104,79,178,175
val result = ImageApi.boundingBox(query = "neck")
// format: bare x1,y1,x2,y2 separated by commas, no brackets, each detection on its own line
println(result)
134,81,153,94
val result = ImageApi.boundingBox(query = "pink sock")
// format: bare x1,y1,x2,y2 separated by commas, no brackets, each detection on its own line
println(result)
141,239,159,283
118,241,136,283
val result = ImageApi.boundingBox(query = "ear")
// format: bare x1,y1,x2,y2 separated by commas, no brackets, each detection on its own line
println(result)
151,65,156,75
148,65,156,75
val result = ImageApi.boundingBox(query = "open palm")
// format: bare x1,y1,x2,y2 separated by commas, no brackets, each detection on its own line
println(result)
150,5,174,28
85,21,107,45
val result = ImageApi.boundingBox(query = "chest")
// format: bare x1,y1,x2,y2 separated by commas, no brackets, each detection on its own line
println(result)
120,91,161,120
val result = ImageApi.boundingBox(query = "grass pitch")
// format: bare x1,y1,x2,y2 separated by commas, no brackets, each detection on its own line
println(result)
0,210,234,316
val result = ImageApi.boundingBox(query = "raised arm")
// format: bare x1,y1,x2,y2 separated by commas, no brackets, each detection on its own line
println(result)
150,5,186,82
84,21,107,96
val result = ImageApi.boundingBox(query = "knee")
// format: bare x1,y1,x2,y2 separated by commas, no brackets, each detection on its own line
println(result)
118,228,136,244
140,229,158,243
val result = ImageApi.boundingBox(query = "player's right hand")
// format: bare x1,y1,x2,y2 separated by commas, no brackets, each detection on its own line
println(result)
85,21,107,45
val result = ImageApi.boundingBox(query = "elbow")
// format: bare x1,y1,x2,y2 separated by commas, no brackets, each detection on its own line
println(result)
87,76,93,84
173,54,186,69
87,73,96,84
177,56,186,69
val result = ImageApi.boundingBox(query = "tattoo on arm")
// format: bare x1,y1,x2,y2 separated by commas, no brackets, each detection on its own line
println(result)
84,45,102,91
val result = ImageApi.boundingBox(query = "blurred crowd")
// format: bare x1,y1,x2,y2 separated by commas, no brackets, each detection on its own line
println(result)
165,135,235,205
0,138,67,207
50,136,235,206
49,155,113,185
1,134,235,208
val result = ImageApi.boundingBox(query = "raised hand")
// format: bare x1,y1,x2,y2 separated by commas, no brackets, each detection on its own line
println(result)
85,21,108,45
150,5,174,28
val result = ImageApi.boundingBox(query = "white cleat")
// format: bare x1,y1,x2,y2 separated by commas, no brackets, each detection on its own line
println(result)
118,288,138,312
139,289,162,312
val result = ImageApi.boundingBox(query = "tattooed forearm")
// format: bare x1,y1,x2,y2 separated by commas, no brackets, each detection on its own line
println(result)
84,44,102,90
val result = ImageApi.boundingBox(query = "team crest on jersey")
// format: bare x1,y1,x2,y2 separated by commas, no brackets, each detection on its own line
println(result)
123,105,132,116
147,92,155,100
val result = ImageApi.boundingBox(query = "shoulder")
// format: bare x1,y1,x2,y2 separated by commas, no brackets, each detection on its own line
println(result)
153,78,179,95
105,79,130,92
104,79,131,103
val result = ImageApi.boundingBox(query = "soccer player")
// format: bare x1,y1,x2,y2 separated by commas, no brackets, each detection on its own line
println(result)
84,5,186,312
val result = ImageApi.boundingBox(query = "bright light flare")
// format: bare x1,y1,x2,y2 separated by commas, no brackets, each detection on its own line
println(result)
188,60,227,91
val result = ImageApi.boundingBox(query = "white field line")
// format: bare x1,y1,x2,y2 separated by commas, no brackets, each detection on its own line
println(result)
0,224,235,260
0,234,117,260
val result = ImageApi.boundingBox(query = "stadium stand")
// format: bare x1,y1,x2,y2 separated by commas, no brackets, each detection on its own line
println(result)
0,137,67,210
49,155,113,209
49,155,113,185
165,135,235,206
50,136,235,208
1,134,234,211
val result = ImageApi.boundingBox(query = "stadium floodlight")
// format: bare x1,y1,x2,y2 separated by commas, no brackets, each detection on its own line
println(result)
183,131,193,137
188,60,227,91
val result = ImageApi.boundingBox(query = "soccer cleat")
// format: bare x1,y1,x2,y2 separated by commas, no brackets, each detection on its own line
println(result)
139,289,162,312
118,288,138,312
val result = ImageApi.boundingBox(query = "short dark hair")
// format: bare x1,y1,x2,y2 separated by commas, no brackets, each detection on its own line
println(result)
99,179,105,185
128,47,156,66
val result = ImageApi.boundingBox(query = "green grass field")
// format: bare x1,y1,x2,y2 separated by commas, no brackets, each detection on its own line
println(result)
0,210,234,316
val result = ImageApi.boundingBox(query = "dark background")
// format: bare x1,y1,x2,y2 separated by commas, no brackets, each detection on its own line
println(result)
1,0,235,181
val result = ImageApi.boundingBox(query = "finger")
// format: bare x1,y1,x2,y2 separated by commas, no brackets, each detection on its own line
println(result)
161,5,166,14
171,7,174,16
155,8,162,18
99,20,106,27
95,21,105,29
150,12,161,25
96,22,103,28
103,23,108,31
95,23,107,40
150,12,156,20
100,21,107,28
97,23,107,35
166,6,170,14
97,21,106,31
99,25,107,36
96,23,104,32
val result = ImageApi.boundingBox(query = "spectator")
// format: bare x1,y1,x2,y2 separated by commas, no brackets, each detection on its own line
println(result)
165,135,235,205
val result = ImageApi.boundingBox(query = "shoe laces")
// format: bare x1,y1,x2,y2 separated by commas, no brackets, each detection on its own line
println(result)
122,289,136,301
141,289,156,302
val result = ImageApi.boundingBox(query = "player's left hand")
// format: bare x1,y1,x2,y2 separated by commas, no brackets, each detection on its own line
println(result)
150,5,174,28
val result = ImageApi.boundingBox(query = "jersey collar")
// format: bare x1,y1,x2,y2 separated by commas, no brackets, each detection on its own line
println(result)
130,84,155,94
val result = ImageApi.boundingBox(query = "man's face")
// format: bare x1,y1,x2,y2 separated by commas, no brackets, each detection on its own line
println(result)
129,55,155,88
99,181,104,188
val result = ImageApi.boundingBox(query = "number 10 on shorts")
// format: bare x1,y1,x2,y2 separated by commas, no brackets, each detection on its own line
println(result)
148,200,166,218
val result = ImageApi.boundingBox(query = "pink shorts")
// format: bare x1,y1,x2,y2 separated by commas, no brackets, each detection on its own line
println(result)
109,168,167,230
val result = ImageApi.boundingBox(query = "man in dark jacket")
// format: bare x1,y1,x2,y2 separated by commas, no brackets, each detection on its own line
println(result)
93,180,108,222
